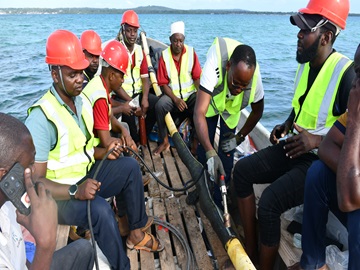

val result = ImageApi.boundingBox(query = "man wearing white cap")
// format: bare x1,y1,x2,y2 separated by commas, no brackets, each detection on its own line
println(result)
154,21,202,155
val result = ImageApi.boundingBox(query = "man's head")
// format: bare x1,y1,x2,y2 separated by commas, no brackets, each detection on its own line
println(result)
226,44,256,96
353,44,360,82
0,113,35,204
80,30,102,75
46,30,89,97
100,40,129,92
290,0,349,64
121,10,139,47
169,21,185,56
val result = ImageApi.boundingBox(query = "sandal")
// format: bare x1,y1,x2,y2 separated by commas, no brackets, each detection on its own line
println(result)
142,216,153,232
126,231,164,252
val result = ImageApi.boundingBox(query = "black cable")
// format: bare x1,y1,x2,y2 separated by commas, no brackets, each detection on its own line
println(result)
125,146,204,192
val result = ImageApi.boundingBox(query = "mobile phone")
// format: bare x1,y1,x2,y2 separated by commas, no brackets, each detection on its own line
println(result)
0,163,31,215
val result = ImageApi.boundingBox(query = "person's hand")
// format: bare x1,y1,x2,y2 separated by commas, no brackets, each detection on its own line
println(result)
134,106,142,117
141,97,149,116
205,149,226,184
221,132,244,153
122,102,136,116
16,168,57,250
106,140,124,159
76,179,101,200
283,123,320,159
174,97,187,112
270,121,292,145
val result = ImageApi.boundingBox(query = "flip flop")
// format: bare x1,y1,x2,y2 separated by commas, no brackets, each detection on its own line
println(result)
126,231,164,252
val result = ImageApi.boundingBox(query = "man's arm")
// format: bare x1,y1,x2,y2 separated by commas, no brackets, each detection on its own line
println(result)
238,99,264,137
337,82,360,212
141,77,150,115
318,123,344,173
194,89,213,152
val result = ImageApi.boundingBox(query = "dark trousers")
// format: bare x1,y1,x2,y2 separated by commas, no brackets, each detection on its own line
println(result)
300,160,360,270
51,239,94,270
197,115,235,208
233,141,318,246
56,157,147,270
120,93,159,143
155,92,196,140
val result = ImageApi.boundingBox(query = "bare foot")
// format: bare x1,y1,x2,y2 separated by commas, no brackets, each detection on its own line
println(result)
153,141,170,156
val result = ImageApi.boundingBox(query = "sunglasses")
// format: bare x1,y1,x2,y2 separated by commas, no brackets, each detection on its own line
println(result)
230,69,251,91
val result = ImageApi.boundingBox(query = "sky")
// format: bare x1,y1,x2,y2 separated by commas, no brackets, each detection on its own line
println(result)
1,0,360,14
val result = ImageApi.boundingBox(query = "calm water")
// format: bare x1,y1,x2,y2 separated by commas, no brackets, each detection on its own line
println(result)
1,13,359,130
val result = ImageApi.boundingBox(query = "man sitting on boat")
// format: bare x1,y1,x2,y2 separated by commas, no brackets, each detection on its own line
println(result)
25,29,163,270
83,40,152,236
111,10,159,145
194,37,264,208
0,113,95,270
154,20,202,155
80,30,102,88
288,44,360,270
233,0,355,269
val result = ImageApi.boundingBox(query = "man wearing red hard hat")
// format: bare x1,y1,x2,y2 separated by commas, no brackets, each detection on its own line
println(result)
233,0,355,269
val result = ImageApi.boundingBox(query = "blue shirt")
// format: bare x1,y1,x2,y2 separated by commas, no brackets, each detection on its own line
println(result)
25,86,90,162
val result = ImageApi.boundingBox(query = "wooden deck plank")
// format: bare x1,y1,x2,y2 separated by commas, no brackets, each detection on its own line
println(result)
153,198,176,270
142,143,161,198
148,141,170,197
179,195,213,269
197,205,229,269
162,149,185,197
165,196,188,270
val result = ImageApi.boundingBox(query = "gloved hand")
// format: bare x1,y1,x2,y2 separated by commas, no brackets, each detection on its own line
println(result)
205,149,226,184
221,132,245,153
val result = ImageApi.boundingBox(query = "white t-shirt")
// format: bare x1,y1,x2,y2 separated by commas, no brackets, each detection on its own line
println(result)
200,43,264,105
0,202,27,270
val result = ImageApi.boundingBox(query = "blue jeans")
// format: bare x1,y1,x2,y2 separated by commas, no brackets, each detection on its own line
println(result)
197,115,235,208
300,160,360,270
51,239,94,270
57,157,147,270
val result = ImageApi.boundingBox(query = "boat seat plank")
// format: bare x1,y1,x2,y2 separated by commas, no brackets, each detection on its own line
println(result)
55,224,70,251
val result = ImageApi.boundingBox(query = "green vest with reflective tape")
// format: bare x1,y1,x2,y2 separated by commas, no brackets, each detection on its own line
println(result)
162,45,196,101
292,52,352,132
206,37,258,129
28,90,95,185
82,75,112,146
123,43,143,97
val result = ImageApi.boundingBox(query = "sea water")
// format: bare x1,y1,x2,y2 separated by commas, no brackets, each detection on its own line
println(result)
1,13,359,131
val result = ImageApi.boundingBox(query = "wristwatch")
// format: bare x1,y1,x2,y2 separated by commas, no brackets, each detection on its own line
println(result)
237,133,245,144
68,184,78,200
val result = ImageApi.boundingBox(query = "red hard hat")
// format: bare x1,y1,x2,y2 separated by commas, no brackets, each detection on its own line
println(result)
45,30,89,70
121,10,140,28
101,40,129,74
80,30,102,56
299,0,349,29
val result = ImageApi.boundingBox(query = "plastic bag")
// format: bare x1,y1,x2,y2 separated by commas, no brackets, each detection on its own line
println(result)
326,245,348,270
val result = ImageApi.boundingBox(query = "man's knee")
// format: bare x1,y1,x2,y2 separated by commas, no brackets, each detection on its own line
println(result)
305,160,328,191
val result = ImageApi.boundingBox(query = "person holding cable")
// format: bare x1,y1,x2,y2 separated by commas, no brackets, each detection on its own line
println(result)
25,29,163,270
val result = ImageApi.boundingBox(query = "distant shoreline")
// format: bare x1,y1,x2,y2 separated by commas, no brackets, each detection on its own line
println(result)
1,7,359,16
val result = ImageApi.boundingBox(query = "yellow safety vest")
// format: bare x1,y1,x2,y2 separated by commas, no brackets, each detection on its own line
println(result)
206,37,259,129
82,76,112,146
123,43,143,97
292,52,352,132
29,90,95,185
162,45,196,101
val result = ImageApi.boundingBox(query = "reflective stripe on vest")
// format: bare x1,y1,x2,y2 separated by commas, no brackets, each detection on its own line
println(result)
162,45,196,101
206,37,258,129
292,52,352,134
122,43,143,97
29,91,95,185
82,76,112,146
